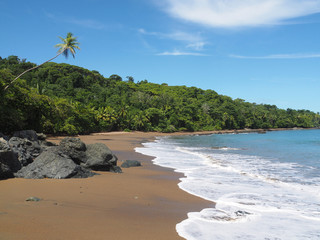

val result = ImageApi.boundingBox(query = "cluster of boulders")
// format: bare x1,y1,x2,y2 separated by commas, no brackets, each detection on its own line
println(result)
0,130,121,180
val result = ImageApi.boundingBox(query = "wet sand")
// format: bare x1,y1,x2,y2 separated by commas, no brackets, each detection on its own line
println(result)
0,132,213,240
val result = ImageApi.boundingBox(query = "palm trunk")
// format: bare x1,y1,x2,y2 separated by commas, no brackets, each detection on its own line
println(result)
4,49,65,91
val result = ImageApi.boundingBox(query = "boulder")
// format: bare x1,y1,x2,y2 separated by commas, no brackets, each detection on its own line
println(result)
36,133,46,141
0,138,21,179
121,160,142,168
8,137,41,166
0,133,9,141
82,143,118,171
13,130,38,141
0,138,10,151
59,138,87,164
14,147,95,179
1,134,120,180
110,166,122,173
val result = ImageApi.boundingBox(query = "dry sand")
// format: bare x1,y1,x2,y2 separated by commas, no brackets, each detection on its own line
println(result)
0,132,213,240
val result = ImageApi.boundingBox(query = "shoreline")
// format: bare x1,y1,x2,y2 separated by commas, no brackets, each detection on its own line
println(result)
0,131,213,240
1,128,316,239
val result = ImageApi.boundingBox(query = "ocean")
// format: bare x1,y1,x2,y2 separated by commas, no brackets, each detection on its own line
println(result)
135,129,320,240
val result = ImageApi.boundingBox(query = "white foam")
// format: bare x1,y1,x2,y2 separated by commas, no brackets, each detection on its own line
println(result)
135,136,320,240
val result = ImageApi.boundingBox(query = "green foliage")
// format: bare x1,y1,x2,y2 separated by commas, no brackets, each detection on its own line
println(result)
1,55,320,135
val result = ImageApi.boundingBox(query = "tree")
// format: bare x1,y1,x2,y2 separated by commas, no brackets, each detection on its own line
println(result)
4,32,80,91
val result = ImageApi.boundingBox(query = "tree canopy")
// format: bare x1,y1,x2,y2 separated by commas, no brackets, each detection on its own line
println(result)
1,56,319,135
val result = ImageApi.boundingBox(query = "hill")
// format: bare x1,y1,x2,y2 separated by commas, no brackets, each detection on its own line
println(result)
1,55,319,135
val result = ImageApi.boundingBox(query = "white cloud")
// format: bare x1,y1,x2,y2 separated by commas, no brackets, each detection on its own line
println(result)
230,53,320,59
186,42,206,51
139,28,207,52
157,50,209,56
164,0,320,28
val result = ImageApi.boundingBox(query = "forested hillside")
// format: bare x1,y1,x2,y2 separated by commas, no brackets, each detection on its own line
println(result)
1,56,319,135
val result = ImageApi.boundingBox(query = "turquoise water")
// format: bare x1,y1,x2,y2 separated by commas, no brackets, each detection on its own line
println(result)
136,129,320,240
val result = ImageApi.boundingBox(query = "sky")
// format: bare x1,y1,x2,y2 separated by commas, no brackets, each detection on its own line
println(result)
1,0,320,112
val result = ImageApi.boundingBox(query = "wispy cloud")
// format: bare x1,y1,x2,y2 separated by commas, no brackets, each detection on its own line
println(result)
157,50,209,56
163,0,320,28
230,53,320,59
45,11,105,30
186,42,206,51
138,28,205,44
139,28,208,54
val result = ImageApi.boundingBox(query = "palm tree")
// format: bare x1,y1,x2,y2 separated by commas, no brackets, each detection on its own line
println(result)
4,32,80,91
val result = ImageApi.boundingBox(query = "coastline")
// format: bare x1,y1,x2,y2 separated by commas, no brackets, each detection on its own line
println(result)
0,131,212,240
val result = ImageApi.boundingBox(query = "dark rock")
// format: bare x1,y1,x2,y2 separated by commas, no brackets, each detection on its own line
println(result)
235,211,251,216
0,133,9,141
121,160,142,168
0,138,21,179
82,143,118,171
8,137,41,166
14,147,95,179
36,133,46,140
0,138,10,151
1,134,119,180
110,166,122,173
39,140,57,148
13,130,38,141
59,138,87,164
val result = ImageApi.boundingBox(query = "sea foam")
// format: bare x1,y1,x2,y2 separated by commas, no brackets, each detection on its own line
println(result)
135,133,320,240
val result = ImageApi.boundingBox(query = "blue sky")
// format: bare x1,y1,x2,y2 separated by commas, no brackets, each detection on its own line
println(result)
1,0,320,112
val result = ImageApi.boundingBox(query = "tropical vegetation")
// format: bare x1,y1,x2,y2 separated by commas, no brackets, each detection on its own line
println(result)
1,55,319,135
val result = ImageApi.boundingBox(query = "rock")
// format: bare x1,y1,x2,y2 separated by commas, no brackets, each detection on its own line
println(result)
121,160,142,168
0,138,10,151
110,166,122,173
36,133,46,140
235,211,251,216
0,133,9,141
13,130,38,141
82,143,118,171
8,137,41,166
59,138,87,164
1,134,119,180
39,140,57,148
14,147,95,179
26,196,41,202
0,139,21,179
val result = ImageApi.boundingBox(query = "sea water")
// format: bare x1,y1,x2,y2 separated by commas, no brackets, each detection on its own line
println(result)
135,129,320,240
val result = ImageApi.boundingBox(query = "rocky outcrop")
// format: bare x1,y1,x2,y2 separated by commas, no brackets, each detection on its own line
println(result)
0,131,120,180
13,130,39,141
7,130,56,167
8,137,41,166
0,132,9,141
14,148,95,179
0,138,21,179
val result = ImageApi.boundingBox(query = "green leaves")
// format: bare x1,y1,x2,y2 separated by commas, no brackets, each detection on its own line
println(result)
1,55,320,135
55,32,80,59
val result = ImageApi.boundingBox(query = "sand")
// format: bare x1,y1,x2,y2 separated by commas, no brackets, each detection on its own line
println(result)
0,132,213,240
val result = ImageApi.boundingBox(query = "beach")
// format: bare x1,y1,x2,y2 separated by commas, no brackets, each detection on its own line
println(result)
0,132,212,240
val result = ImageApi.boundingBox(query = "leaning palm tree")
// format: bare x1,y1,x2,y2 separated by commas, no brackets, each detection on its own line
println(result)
4,32,80,91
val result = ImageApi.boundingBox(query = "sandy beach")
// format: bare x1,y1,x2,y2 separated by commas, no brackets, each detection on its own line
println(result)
0,131,212,240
